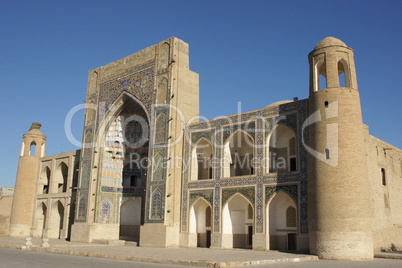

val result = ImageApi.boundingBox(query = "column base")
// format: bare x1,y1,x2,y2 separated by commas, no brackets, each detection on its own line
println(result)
70,222,119,243
140,224,179,247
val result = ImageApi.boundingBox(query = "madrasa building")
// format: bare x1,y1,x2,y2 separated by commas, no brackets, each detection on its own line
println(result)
6,37,402,260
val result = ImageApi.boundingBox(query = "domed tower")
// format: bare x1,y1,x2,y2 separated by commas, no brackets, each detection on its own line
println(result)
306,37,373,260
9,123,46,237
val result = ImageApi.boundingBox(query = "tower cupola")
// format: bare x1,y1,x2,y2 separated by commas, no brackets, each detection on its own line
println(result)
308,37,358,95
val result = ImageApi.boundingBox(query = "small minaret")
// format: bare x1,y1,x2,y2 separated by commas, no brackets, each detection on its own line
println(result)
306,37,373,260
9,123,46,237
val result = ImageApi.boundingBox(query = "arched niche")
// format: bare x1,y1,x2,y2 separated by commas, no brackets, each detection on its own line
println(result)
337,59,350,88
266,124,297,173
119,197,142,241
35,202,47,238
39,167,51,194
189,198,212,248
54,162,68,193
30,141,36,156
223,130,255,178
222,194,253,249
191,138,214,181
266,191,297,250
315,61,327,91
49,200,64,239
100,96,150,188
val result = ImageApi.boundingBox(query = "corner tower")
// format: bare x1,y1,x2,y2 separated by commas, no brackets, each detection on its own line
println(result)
9,123,46,237
306,37,373,260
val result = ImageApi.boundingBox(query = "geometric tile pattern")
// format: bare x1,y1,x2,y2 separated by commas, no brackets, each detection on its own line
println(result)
221,187,255,207
181,100,309,234
189,190,214,208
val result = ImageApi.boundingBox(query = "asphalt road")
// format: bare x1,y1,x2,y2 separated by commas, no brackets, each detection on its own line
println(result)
0,248,401,268
0,248,183,268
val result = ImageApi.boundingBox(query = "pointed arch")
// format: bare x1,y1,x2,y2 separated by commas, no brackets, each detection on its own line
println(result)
223,130,255,178
154,113,167,144
39,166,51,194
150,189,163,219
29,141,36,156
120,197,142,241
54,162,68,193
266,124,297,173
35,202,47,237
191,138,214,181
337,59,350,87
97,92,150,150
222,193,254,249
266,191,297,250
189,197,212,248
315,61,326,91
49,200,65,239
99,94,150,188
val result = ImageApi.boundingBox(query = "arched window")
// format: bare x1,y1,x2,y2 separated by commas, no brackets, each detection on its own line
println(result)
338,59,350,87
224,131,254,177
286,206,297,227
191,138,214,180
30,142,36,156
324,101,329,108
316,61,326,91
267,125,296,173
381,168,386,186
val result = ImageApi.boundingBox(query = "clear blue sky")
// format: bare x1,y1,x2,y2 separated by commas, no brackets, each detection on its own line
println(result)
1,0,401,188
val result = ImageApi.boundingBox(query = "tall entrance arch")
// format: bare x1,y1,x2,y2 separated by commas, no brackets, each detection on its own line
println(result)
222,194,253,249
98,95,149,242
267,191,297,250
189,198,212,248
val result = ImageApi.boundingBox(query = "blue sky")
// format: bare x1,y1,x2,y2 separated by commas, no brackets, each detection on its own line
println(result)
1,0,401,187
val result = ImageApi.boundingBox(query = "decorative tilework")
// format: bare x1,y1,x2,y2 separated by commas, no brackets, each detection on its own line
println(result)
190,130,215,146
181,99,309,234
222,121,256,143
100,199,113,224
222,187,255,206
265,113,297,138
265,184,298,205
77,194,87,220
80,160,90,188
152,151,165,181
154,113,167,144
97,62,155,130
150,189,162,219
189,190,214,208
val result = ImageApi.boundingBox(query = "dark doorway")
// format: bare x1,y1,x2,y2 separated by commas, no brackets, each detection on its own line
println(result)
287,233,297,250
206,230,211,248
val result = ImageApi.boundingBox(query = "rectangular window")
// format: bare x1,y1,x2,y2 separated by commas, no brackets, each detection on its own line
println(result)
290,158,297,171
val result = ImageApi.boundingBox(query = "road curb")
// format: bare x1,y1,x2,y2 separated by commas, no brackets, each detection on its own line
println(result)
0,243,319,267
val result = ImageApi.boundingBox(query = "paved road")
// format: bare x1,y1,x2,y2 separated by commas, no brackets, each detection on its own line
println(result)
0,248,184,268
1,248,401,268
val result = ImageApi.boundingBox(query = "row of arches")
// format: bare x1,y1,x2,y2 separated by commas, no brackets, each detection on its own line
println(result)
20,140,45,157
34,200,73,239
38,162,79,194
189,191,297,250
191,124,297,181
316,59,350,91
